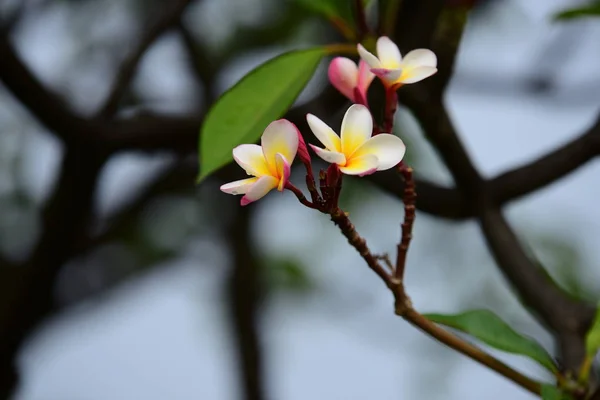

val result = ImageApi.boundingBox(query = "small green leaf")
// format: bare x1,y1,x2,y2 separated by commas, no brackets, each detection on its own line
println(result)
424,309,558,372
554,1,600,20
197,48,325,181
541,384,572,400
585,305,600,356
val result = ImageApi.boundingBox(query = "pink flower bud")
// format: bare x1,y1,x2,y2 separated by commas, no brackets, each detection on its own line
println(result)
328,58,374,105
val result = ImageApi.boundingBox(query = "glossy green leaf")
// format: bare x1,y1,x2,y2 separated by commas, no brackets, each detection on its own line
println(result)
585,305,600,355
197,48,325,181
541,384,572,400
424,309,557,372
554,1,600,20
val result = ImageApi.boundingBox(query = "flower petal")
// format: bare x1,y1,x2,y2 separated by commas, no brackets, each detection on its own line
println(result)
240,175,279,206
376,36,402,69
309,144,346,165
357,44,382,69
261,119,299,174
233,144,270,177
340,104,373,157
220,177,259,195
339,154,379,176
306,114,341,152
371,68,403,86
357,59,375,97
399,66,438,84
328,57,358,102
401,49,437,68
275,153,291,191
352,133,406,171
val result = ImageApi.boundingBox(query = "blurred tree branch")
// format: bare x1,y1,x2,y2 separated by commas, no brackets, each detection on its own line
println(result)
392,0,596,373
227,206,266,400
97,0,196,117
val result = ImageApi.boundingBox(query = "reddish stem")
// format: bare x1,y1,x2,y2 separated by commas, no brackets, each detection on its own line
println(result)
285,182,318,209
382,87,398,134
395,162,416,280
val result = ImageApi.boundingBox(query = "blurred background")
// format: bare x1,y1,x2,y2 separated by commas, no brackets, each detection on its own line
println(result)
0,0,599,399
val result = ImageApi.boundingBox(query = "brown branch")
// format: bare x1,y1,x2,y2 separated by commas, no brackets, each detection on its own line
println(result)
97,0,195,117
227,206,266,400
395,163,416,279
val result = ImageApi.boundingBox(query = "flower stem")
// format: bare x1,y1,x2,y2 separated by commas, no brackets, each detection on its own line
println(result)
285,182,318,209
395,162,416,280
383,87,398,133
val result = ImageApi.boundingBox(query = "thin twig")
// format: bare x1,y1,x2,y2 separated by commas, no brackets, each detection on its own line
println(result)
394,162,416,280
328,207,542,396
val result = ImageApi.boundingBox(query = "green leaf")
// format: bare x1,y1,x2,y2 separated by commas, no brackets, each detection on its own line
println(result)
585,305,600,356
424,309,558,372
541,384,572,400
197,48,325,181
554,1,600,20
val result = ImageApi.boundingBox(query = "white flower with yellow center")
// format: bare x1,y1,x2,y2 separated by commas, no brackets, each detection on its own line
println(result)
220,119,298,205
357,36,438,87
307,104,406,176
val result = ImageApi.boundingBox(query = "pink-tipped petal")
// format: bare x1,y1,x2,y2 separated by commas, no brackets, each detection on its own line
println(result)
376,36,402,69
339,154,379,176
402,49,437,68
328,57,359,102
352,133,406,171
357,60,375,98
371,68,403,85
340,104,373,156
261,119,299,174
240,175,279,206
357,44,382,69
274,153,291,191
399,66,438,84
306,114,341,152
220,177,259,195
309,144,346,165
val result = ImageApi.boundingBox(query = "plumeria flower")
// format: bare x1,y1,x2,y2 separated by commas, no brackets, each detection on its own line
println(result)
357,36,437,87
220,120,298,206
307,104,405,176
328,57,375,105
